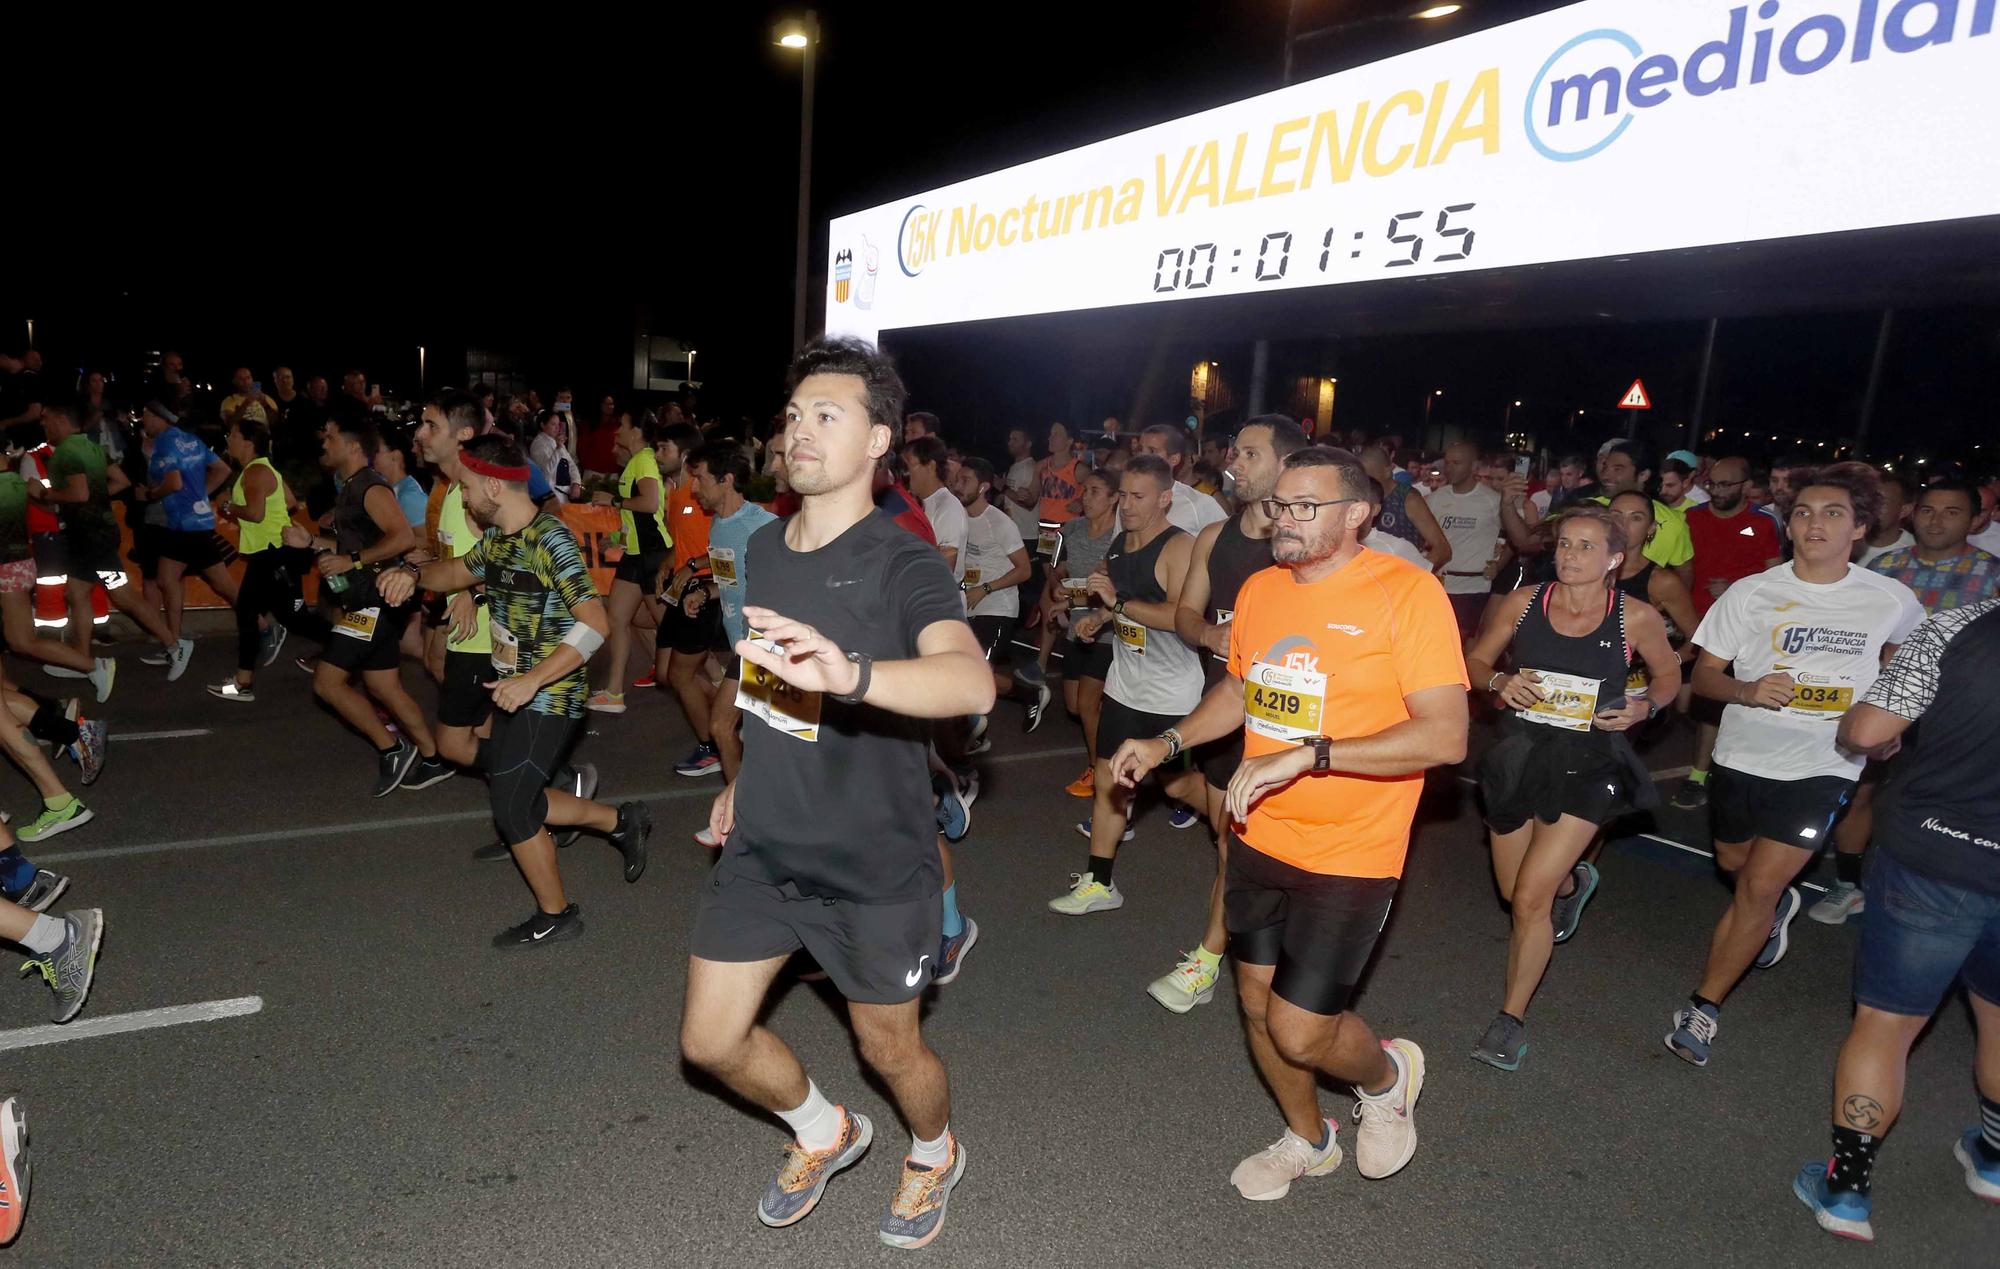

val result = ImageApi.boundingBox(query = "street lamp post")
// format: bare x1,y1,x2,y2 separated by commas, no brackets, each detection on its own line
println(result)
776,13,820,355
1423,388,1442,448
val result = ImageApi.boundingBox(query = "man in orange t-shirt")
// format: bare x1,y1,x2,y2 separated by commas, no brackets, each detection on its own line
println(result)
1110,445,1468,1202
651,423,723,776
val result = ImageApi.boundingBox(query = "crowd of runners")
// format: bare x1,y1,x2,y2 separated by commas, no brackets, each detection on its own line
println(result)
0,337,1996,1250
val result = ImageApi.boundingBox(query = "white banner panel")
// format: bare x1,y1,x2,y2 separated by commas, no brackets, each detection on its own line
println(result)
825,0,1999,343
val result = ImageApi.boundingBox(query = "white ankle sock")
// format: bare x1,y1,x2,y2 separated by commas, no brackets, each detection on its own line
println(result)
23,914,65,955
778,1080,844,1153
908,1126,951,1168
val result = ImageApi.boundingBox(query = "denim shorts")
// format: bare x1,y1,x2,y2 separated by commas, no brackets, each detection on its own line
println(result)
1853,848,2000,1017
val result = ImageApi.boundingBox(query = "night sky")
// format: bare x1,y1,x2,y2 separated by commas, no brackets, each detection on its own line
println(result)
12,0,1996,468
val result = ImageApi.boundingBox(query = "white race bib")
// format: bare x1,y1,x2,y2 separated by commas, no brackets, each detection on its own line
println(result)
490,619,521,675
1520,669,1600,732
1243,659,1327,742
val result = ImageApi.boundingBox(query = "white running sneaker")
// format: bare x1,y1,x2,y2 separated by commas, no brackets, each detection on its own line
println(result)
1231,1120,1341,1200
1145,952,1218,1014
1353,1038,1425,1179
1046,872,1123,916
1807,881,1865,925
166,638,195,683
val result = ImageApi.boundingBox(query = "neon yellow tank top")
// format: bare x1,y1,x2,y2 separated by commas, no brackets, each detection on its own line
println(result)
230,457,289,555
438,485,495,655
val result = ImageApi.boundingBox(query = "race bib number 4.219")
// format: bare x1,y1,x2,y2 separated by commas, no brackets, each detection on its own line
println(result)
736,636,822,742
1243,660,1326,743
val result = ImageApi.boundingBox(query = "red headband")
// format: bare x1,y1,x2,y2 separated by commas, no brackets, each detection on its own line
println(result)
461,453,532,482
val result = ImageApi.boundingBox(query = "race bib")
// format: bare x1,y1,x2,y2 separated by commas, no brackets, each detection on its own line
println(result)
490,620,521,675
1520,669,1600,732
1786,682,1854,716
1037,528,1060,558
962,568,981,587
1243,659,1327,742
738,653,822,742
709,547,738,585
1625,666,1648,694
334,607,380,641
1115,616,1147,654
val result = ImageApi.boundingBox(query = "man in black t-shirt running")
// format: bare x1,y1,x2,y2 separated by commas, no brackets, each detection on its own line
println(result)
682,338,991,1252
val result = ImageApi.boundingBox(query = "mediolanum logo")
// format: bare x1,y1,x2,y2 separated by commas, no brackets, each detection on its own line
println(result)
1526,1,1994,162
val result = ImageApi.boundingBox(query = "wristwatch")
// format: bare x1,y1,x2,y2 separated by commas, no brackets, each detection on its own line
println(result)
1309,736,1331,771
830,650,873,704
1645,698,1662,721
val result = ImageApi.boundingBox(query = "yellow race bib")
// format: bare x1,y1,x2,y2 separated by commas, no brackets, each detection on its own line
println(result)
334,607,380,641
1521,669,1600,732
1243,660,1327,742
1787,683,1854,715
1115,616,1147,654
737,636,822,741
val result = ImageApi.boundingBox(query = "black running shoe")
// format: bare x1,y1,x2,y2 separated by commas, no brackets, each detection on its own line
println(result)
373,740,419,797
492,903,583,949
611,800,652,883
400,753,456,791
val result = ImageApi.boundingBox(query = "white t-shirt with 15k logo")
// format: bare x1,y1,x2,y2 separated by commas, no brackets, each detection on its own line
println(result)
1692,561,1925,782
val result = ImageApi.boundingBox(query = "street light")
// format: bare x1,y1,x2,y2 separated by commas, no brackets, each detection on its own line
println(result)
687,349,697,386
775,12,820,355
1415,4,1463,17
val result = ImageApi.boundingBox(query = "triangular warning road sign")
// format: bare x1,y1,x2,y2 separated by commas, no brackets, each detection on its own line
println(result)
1618,379,1651,410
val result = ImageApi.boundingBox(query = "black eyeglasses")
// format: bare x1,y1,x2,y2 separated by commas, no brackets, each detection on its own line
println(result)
1261,497,1357,522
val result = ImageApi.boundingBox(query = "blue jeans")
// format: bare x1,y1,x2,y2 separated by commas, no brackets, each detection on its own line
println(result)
1854,848,2000,1017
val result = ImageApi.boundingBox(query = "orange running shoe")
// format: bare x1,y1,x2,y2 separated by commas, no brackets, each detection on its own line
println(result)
879,1137,968,1249
756,1109,873,1228
1065,768,1095,798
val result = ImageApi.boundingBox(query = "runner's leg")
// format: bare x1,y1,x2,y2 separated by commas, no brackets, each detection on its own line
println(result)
849,999,949,1140
680,955,812,1111
1501,815,1600,1019
1697,837,1812,1004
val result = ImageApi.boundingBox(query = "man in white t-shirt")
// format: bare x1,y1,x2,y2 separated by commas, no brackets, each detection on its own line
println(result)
902,435,966,582
1965,483,2000,557
952,459,1033,709
1664,463,1925,1069
1424,441,1503,638
1001,427,1042,543
1854,471,1914,568
1139,423,1227,534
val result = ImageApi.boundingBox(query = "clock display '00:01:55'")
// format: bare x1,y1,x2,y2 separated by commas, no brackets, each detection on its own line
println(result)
1151,203,1478,293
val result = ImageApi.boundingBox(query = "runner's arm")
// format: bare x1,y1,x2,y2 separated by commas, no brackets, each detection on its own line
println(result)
616,475,661,516
1624,601,1683,709
1647,569,1701,662
1318,682,1468,775
968,546,1031,606
1173,522,1222,653
357,485,417,565
736,607,995,718
1499,491,1544,553
1461,587,1536,696
204,457,234,499
1403,489,1454,565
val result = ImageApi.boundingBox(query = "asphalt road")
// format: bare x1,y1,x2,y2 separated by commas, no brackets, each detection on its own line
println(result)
3,628,1991,1267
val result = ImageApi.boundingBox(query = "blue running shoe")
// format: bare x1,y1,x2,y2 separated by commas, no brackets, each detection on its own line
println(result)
1550,861,1599,944
1955,1128,2000,1202
1664,1001,1719,1067
934,774,971,843
1756,886,1803,969
1167,803,1200,830
934,918,979,986
1793,1161,1873,1242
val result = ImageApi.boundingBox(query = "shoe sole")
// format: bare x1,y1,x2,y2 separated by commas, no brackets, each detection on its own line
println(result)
23,875,69,914
94,659,115,703
19,808,93,844
207,687,256,702
878,1141,966,1249
472,844,514,863
55,909,104,1024
1807,900,1864,926
1553,863,1600,944
399,766,456,791
1146,980,1215,1014
1793,1171,1874,1241
1048,895,1123,916
494,918,584,950
1357,1040,1424,1179
675,762,722,778
1469,1043,1527,1072
933,920,979,986
759,1113,874,1229
1757,889,1802,969
620,804,653,883
586,703,627,714
693,831,721,849
1236,1141,1343,1201
1956,1139,2000,1201
165,643,194,683
0,1096,27,1244
1073,824,1135,842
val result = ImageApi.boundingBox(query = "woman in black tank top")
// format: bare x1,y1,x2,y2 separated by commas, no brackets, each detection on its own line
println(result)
1460,505,1682,1072
1608,491,1699,704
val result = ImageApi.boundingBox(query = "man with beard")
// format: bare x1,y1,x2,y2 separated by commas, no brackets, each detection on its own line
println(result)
1109,445,1467,1199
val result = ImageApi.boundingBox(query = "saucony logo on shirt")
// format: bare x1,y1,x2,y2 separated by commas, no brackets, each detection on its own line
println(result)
1325,624,1365,636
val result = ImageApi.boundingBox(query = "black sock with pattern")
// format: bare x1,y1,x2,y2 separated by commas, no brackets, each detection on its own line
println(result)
1826,1125,1881,1196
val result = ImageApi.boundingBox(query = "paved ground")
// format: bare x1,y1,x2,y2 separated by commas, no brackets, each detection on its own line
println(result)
5,628,1993,1266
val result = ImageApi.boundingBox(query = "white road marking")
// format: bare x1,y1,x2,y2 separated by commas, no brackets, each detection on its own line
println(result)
36,746,1088,865
0,995,263,1052
110,728,213,742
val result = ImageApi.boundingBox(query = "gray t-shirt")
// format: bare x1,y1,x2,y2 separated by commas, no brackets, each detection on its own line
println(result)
1006,457,1041,541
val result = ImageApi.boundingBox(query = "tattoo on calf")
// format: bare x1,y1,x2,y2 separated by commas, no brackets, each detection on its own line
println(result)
1842,1094,1886,1132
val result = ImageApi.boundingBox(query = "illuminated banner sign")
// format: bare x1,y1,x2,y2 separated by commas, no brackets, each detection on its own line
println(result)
825,0,1998,343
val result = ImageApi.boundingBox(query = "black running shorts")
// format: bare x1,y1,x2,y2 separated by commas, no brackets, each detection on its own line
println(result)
322,602,411,673
439,649,497,729
1710,765,1852,852
660,589,723,656
691,866,942,1006
1061,633,1111,682
1226,834,1398,1017
480,708,582,846
1095,695,1183,763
